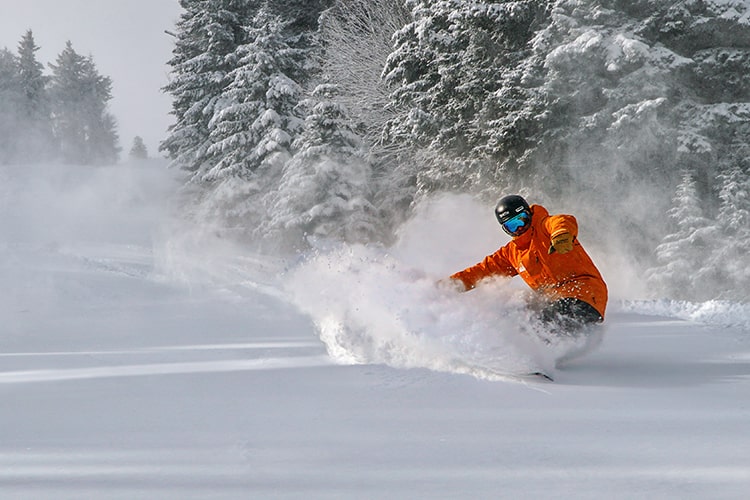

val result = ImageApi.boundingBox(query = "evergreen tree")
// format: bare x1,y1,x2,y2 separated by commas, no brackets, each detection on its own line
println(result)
129,136,149,160
0,48,22,164
204,7,305,182
160,0,258,177
476,0,750,290
712,163,750,300
88,105,120,165
718,164,750,240
526,2,750,205
16,30,54,162
266,83,379,248
16,31,46,103
646,171,717,300
265,0,333,37
157,0,750,299
517,1,678,198
48,41,119,164
381,0,547,193
191,6,306,232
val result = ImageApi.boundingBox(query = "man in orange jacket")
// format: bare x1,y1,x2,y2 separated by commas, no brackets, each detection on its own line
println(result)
448,195,607,332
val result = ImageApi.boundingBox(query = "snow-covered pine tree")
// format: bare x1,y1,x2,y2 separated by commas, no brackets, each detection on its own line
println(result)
712,163,750,300
265,83,379,249
718,164,750,242
47,42,84,165
88,109,120,165
517,1,679,197
204,8,304,182
265,0,333,34
0,48,22,164
16,31,46,102
191,6,306,233
48,41,119,165
641,0,750,191
161,0,258,177
263,0,332,102
381,0,546,194
646,171,718,300
486,0,750,290
129,136,149,160
383,0,466,154
15,30,54,163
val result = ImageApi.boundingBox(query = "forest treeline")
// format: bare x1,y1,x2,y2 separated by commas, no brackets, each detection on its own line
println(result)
0,31,119,165
14,0,733,302
161,0,750,300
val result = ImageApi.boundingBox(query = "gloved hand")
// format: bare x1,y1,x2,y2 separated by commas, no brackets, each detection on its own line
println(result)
436,277,467,292
548,232,574,254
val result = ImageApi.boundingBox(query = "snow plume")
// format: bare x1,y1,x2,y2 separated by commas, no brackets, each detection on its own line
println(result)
0,160,175,248
283,194,605,380
285,243,552,379
152,213,288,302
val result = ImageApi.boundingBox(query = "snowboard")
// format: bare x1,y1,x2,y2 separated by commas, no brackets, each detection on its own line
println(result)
459,361,554,383
493,369,554,383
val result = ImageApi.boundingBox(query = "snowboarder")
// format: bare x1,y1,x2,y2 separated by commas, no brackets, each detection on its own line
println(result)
445,195,608,332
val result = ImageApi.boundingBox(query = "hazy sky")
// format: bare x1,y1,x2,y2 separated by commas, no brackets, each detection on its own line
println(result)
0,0,182,158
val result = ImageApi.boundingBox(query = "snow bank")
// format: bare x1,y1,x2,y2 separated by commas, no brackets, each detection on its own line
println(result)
620,299,750,330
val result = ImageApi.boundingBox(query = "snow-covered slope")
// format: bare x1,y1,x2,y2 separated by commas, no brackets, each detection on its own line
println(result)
1,164,749,499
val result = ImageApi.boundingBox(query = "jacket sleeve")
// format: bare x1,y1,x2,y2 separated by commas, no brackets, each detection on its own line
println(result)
544,214,578,240
450,247,517,291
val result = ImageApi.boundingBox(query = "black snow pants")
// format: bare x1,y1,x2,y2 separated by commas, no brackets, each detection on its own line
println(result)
537,297,603,334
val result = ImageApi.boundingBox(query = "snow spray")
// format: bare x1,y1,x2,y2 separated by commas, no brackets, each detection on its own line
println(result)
282,194,610,380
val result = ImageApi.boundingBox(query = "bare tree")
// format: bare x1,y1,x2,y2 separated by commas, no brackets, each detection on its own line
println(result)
318,0,409,151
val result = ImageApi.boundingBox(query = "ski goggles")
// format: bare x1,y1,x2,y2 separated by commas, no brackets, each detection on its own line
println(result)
501,211,531,236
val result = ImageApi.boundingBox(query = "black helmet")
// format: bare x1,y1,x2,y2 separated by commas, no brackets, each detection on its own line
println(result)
495,195,531,236
495,195,530,223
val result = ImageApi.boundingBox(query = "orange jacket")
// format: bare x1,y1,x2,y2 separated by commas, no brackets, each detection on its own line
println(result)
450,204,608,318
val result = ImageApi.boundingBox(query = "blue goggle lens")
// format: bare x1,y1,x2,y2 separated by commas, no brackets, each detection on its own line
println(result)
502,212,530,235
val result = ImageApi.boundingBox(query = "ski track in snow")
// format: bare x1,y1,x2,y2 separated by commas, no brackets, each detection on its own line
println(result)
0,356,332,384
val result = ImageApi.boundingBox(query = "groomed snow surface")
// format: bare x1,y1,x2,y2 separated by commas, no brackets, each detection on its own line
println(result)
1,163,749,499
